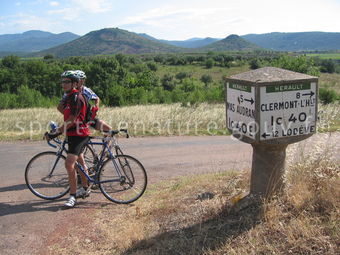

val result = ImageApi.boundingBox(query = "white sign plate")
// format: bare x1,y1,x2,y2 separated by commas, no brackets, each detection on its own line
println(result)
227,83,256,139
260,82,317,140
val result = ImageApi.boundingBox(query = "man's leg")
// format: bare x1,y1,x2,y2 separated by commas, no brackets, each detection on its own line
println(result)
65,153,78,195
77,153,89,188
95,119,112,132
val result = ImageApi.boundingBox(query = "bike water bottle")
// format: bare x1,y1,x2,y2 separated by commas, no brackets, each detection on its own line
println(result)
49,121,58,132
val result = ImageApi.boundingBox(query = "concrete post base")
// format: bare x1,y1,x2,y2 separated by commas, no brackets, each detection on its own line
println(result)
250,143,288,198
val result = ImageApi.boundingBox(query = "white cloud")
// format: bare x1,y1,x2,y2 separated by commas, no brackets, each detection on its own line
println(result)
6,13,60,32
118,0,340,40
47,8,81,21
119,5,242,39
50,1,59,7
70,0,113,14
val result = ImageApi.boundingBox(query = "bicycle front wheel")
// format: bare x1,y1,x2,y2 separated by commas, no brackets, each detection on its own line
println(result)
99,154,147,204
83,144,97,167
25,151,69,200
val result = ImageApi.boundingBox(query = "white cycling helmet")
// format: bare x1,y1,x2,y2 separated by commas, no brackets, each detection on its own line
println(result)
75,70,86,79
61,70,79,82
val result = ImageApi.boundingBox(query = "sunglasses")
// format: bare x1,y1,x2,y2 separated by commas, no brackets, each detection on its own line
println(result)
61,80,72,84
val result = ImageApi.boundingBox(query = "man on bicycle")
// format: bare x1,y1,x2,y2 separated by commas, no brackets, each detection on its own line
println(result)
46,70,90,208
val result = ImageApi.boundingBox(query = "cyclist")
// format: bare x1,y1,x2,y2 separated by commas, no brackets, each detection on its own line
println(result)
58,70,112,132
46,70,90,208
74,70,112,132
57,70,112,198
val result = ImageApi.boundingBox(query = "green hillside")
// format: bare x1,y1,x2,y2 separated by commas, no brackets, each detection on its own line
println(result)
199,34,262,52
35,28,182,57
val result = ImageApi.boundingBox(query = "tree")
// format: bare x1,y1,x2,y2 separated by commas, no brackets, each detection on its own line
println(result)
43,54,54,60
205,58,214,69
1,55,20,69
161,74,176,91
250,59,261,69
320,59,335,73
175,72,190,81
200,74,213,86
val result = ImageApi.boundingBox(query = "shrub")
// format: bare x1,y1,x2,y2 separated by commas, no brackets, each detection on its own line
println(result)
319,88,339,104
205,58,214,69
0,93,18,109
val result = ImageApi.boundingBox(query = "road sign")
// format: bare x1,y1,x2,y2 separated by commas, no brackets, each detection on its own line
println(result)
259,82,317,140
226,83,256,139
225,67,319,200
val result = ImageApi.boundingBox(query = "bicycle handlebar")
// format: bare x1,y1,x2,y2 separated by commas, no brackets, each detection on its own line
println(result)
46,129,129,148
105,129,129,138
47,137,62,148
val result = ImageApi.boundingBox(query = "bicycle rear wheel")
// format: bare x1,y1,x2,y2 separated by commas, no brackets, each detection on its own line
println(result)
25,151,69,200
98,154,147,204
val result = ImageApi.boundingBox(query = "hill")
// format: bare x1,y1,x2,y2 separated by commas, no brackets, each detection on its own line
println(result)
242,32,340,51
35,28,182,57
199,34,262,52
139,33,220,48
0,30,79,52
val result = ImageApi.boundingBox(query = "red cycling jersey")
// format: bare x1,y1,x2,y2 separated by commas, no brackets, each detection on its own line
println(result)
63,89,90,137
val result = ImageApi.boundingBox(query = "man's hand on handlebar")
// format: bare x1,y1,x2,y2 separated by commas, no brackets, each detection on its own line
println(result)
44,131,62,141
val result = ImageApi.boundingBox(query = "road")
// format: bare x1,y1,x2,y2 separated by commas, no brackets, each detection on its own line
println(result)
1,133,338,254
0,135,252,255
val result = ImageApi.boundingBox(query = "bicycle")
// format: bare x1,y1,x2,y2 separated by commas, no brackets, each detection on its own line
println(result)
25,129,147,204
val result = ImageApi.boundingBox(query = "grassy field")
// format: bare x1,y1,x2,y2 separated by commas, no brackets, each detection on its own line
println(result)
306,53,340,60
156,64,249,82
47,133,339,254
319,72,340,93
0,102,339,141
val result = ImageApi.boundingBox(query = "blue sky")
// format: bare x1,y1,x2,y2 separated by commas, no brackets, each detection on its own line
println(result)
1,0,340,40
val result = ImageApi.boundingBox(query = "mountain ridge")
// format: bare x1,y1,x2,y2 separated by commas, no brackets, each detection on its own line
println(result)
1,29,340,57
0,30,80,52
35,28,183,57
241,31,340,51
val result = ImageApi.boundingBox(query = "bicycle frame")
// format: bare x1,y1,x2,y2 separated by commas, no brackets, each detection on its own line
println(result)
47,137,125,185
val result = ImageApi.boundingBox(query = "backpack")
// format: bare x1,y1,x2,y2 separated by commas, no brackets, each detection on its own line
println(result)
84,102,92,124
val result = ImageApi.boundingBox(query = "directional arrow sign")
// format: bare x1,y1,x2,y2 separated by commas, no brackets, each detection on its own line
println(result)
302,91,315,97
244,97,254,105
227,83,256,139
261,133,270,139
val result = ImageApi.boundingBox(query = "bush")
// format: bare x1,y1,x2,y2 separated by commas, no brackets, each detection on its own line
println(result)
200,74,213,86
319,59,336,73
249,59,261,69
319,88,339,104
205,58,214,69
273,55,320,76
0,93,18,109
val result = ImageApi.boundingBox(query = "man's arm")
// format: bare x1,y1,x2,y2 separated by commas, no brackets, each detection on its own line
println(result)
57,94,67,114
57,101,64,114
57,115,77,134
94,97,100,108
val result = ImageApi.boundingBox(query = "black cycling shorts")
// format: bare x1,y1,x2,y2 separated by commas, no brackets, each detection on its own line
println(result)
67,136,90,156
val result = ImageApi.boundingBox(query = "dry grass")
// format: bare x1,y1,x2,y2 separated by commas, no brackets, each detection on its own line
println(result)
0,103,227,140
319,73,340,94
0,102,339,141
47,133,339,255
